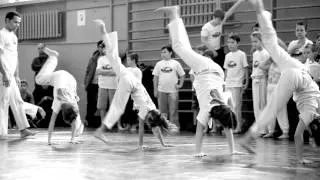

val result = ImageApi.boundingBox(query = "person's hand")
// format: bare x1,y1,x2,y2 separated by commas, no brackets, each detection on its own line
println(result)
175,84,183,89
232,151,247,155
242,84,248,90
139,145,149,150
162,144,175,148
70,140,81,144
299,158,314,165
194,153,207,157
2,75,10,87
37,107,46,119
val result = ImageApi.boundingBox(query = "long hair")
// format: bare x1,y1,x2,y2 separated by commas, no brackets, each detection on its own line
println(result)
210,105,237,129
145,110,168,131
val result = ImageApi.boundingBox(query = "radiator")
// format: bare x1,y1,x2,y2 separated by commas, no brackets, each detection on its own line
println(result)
18,10,63,40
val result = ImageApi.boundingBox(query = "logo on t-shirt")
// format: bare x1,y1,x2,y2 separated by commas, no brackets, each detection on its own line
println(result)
102,64,113,70
211,32,221,38
160,67,173,73
227,61,237,68
253,61,259,68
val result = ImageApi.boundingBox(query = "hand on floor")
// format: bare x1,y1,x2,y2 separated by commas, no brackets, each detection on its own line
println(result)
194,153,207,157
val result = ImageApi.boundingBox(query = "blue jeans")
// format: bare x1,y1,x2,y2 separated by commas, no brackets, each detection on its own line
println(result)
158,92,179,129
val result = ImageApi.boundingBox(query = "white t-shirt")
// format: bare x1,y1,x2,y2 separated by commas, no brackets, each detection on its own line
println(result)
201,22,222,50
152,59,185,93
0,28,18,77
127,67,142,82
288,38,313,54
51,70,79,113
224,50,248,87
251,48,269,78
96,55,118,89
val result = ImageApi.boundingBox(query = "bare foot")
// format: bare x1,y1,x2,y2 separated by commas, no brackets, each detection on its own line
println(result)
194,153,207,157
155,6,180,20
93,130,109,144
20,129,37,138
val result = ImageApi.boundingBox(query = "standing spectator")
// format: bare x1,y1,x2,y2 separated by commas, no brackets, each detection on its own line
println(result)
224,33,249,133
0,11,36,138
287,22,313,56
84,40,103,127
96,43,118,127
153,45,185,131
250,32,268,136
200,1,243,69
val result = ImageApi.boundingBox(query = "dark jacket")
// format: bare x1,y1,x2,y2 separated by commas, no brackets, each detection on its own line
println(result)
84,50,100,90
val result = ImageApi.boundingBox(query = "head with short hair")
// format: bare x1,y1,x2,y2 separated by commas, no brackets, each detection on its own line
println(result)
61,103,79,125
97,40,105,54
5,11,21,32
295,21,307,39
213,9,225,23
161,45,174,59
210,105,237,129
20,80,28,92
127,53,139,66
252,22,260,32
227,33,240,51
251,31,262,50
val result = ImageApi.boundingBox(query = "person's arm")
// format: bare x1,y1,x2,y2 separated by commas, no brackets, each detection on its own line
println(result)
153,75,159,98
0,49,10,87
194,122,206,157
224,128,235,154
224,69,228,81
48,111,58,145
151,126,166,147
242,67,249,90
14,59,20,85
190,74,195,83
294,120,313,164
221,0,245,25
138,118,145,147
176,75,185,89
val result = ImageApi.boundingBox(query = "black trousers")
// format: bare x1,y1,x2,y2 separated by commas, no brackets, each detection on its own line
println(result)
85,83,99,127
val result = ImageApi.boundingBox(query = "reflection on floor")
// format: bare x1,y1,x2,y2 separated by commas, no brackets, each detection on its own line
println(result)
0,129,319,180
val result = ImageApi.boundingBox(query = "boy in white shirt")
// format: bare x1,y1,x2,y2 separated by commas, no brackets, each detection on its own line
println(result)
224,33,249,133
96,50,118,127
240,0,320,164
153,46,185,131
287,22,313,56
35,44,84,145
201,0,245,68
250,31,268,136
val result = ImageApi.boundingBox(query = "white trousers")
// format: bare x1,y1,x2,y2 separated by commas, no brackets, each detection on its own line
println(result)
0,76,29,135
265,85,289,133
252,78,267,122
